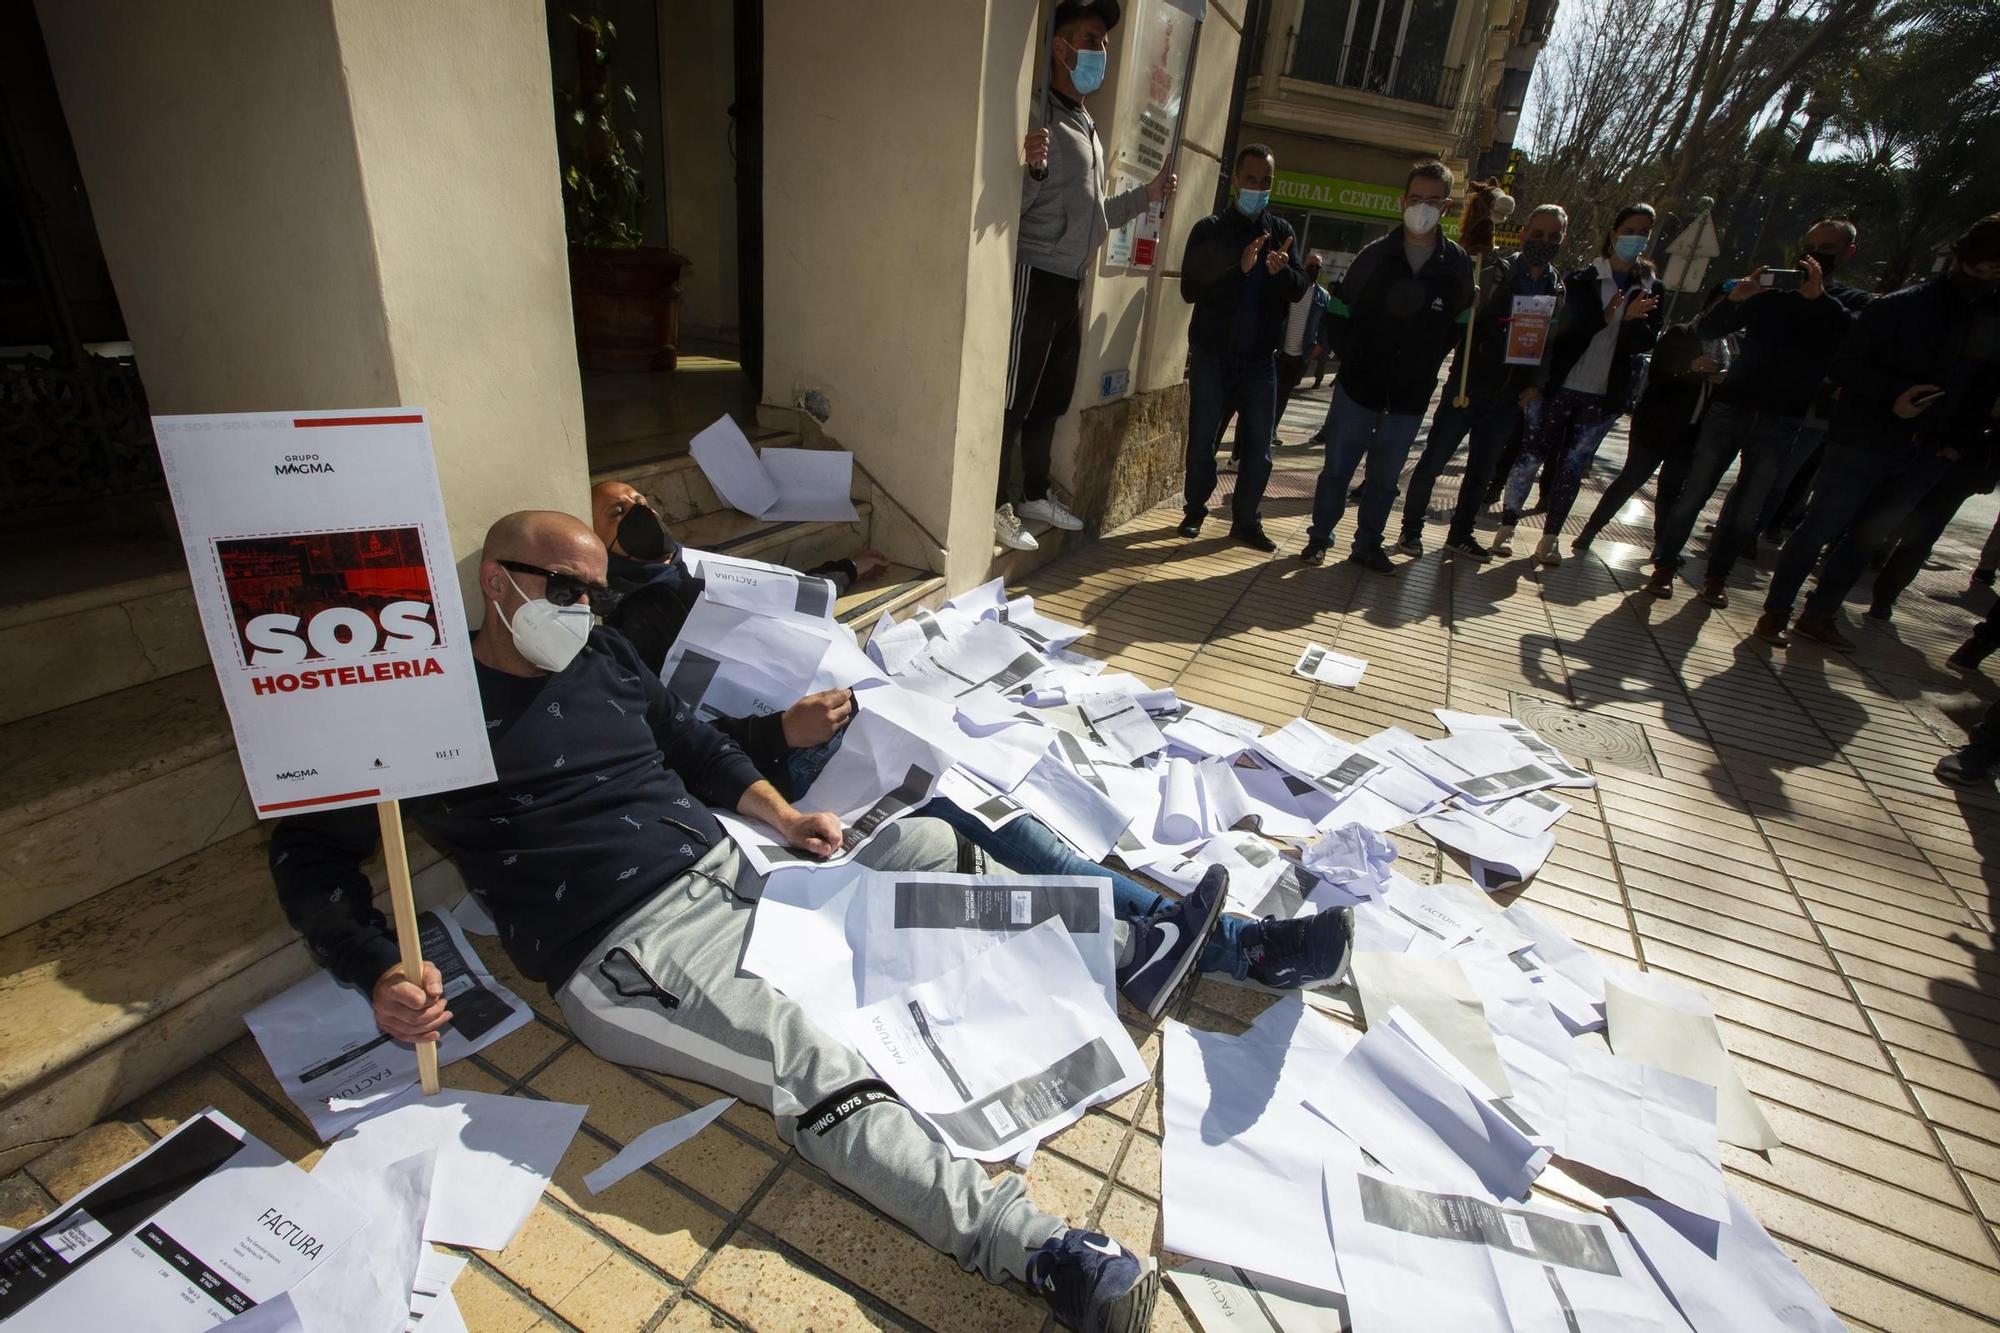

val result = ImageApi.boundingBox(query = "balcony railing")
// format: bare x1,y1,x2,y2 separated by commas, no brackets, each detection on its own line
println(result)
1286,31,1459,108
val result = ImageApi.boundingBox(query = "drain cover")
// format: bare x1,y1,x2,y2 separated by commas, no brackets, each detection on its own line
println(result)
1508,692,1660,776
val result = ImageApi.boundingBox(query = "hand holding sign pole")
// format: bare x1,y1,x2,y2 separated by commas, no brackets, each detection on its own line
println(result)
154,408,496,1103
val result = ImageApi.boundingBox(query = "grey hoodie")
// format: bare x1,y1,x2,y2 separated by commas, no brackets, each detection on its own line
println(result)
1018,90,1150,280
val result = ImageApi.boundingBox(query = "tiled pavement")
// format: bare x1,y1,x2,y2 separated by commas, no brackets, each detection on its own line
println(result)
9,393,2000,1331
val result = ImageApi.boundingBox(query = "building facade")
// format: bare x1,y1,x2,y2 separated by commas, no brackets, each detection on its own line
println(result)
1236,0,1553,277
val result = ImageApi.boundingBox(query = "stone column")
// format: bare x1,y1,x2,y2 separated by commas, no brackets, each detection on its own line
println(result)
35,0,589,583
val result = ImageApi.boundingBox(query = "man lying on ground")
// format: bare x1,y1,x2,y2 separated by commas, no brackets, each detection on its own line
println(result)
268,510,1162,1333
591,481,1358,1016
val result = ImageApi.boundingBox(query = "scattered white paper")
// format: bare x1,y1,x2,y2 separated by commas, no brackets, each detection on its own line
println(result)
1293,643,1367,688
584,1098,736,1195
1604,973,1780,1151
689,416,856,522
243,1149,436,1333
1304,1013,1546,1201
843,918,1146,1160
0,1110,366,1329
1418,805,1557,891
1077,688,1168,763
1610,1190,1845,1333
1398,733,1564,804
1163,704,1264,758
1323,1165,1686,1332
1351,951,1512,1096
689,415,781,516
408,1249,469,1333
314,1087,585,1251
1254,719,1383,802
245,910,531,1140
1502,903,1610,1030
1562,1045,1725,1222
1164,1257,1352,1333
1434,710,1596,788
1161,1009,1359,1293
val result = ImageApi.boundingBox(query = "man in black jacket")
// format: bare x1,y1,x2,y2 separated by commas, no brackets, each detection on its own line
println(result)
1300,160,1474,571
1756,215,2000,649
268,510,1164,1331
1644,223,1856,605
1178,143,1311,551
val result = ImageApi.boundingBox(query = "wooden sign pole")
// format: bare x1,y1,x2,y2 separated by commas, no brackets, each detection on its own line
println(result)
376,798,440,1095
1453,252,1482,408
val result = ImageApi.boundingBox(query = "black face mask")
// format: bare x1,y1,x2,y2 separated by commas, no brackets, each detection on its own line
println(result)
1807,250,1842,277
616,503,670,561
1521,238,1561,269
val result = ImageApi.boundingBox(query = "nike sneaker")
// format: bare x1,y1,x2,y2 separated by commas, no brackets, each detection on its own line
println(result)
1118,867,1227,1021
1027,1227,1158,1333
1242,906,1355,989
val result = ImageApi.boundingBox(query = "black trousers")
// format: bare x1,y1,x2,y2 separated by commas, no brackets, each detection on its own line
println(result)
1576,414,1696,544
999,264,1083,505
1872,457,1990,610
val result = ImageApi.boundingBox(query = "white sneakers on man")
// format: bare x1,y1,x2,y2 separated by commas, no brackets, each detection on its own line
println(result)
995,504,1040,551
1492,523,1517,557
1018,496,1085,531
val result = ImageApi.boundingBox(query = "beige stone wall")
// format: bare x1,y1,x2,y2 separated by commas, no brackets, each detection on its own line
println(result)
38,0,589,596
762,0,1035,591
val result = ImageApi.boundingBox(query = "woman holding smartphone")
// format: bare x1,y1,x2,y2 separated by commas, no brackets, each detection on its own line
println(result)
1493,203,1664,565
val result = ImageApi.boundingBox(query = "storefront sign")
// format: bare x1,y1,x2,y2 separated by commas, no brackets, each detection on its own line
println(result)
154,408,496,816
1274,170,1405,221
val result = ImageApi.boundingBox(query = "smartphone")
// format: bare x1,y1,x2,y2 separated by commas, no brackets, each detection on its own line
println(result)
1758,269,1804,292
1912,387,1947,408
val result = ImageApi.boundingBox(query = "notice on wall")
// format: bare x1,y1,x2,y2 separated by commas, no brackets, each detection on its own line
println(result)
1504,295,1557,365
153,409,496,817
1107,0,1202,271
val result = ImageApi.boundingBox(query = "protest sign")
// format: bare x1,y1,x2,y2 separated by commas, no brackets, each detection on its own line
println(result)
155,407,494,1094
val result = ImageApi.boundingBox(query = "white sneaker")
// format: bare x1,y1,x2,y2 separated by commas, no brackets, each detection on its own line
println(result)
1018,496,1085,531
1534,535,1562,567
1492,523,1516,557
995,504,1040,551
1220,456,1239,474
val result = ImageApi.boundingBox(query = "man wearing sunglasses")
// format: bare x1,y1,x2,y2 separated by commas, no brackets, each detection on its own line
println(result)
267,509,1162,1332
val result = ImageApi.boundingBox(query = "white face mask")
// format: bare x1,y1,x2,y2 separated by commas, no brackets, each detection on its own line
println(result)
493,570,593,673
1404,202,1441,236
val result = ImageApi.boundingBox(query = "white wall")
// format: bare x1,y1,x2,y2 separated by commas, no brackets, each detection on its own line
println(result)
38,0,590,587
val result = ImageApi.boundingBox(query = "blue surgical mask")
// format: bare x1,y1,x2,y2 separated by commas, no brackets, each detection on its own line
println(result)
1070,47,1107,95
1236,188,1270,217
1613,234,1649,262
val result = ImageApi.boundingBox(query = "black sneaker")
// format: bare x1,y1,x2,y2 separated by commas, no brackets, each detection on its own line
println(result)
1937,749,2000,788
1177,514,1203,538
1027,1228,1158,1333
1395,535,1424,557
1243,907,1355,989
1948,643,1989,673
1443,536,1491,563
1865,602,1893,621
1118,868,1227,1021
1231,524,1278,553
1347,546,1396,574
1301,538,1331,566
1975,567,1997,589
1348,482,1366,503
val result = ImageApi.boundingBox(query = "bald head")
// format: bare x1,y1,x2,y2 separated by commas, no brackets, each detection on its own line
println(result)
590,481,644,551
477,510,606,614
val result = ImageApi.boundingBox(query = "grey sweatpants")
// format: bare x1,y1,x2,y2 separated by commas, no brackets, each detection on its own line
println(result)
556,817,1063,1285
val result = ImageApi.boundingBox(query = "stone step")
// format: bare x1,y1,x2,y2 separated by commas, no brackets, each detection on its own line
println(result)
676,502,875,574
834,566,948,639
0,670,249,938
0,822,461,1173
0,569,208,727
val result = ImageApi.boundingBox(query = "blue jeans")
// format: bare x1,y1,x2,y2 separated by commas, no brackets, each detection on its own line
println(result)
1398,392,1521,545
918,798,1250,978
1764,439,1956,620
1648,402,1802,577
1185,348,1277,527
1308,382,1425,549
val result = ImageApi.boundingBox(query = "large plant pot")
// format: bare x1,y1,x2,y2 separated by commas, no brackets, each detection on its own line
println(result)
568,245,690,372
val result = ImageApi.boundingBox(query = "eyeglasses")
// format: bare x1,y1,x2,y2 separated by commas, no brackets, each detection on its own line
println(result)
498,560,619,611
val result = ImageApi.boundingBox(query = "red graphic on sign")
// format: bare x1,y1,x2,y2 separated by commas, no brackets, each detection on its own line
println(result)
216,528,440,669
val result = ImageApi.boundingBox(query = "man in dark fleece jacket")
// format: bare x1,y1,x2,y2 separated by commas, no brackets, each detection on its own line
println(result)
1757,213,2000,650
1646,223,1855,605
1301,160,1474,571
266,510,1162,1332
1178,142,1311,551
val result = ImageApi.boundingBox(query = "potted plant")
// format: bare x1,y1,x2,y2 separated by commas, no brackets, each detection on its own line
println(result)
558,8,690,372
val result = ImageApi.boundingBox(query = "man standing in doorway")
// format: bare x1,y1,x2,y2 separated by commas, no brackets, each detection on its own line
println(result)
999,0,1176,554
1300,161,1474,571
1178,143,1311,550
1276,252,1331,436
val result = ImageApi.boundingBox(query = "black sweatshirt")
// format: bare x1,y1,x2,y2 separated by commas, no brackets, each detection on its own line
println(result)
1319,226,1476,415
1829,274,2000,456
1696,286,1853,418
1179,206,1310,357
268,628,764,991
